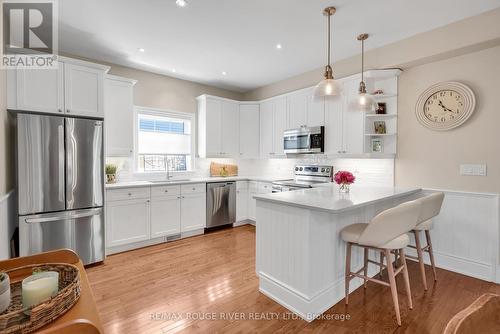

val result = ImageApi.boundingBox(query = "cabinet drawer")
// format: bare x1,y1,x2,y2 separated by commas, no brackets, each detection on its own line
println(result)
107,187,150,202
181,183,206,194
259,182,272,193
151,185,181,198
236,181,249,190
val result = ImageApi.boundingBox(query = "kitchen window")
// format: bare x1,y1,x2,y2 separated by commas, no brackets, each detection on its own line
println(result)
135,107,194,172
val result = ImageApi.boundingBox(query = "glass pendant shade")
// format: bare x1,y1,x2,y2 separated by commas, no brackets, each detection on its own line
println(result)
314,78,342,98
352,92,377,112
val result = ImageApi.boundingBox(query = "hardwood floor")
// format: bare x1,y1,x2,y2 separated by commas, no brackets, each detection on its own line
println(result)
87,225,500,334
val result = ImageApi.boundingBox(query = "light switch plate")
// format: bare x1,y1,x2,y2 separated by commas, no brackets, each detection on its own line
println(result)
460,164,487,176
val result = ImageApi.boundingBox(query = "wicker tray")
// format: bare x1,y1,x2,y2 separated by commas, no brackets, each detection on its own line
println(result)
0,263,81,334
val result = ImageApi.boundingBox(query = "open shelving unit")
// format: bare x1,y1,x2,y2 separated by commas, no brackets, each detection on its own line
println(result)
363,69,401,156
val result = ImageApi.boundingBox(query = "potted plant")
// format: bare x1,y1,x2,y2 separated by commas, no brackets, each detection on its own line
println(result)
0,271,10,313
105,164,118,184
334,171,356,193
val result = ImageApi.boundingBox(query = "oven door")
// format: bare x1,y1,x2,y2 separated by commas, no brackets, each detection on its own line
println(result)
283,129,311,154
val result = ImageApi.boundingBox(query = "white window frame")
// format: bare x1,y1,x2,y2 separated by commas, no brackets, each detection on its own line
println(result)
133,106,196,175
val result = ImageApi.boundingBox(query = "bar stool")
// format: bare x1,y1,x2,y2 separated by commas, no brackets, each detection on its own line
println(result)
340,200,422,326
407,192,445,291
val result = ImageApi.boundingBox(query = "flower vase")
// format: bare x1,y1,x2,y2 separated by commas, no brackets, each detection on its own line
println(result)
339,183,350,193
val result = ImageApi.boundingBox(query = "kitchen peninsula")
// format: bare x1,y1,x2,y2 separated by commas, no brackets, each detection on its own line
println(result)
254,186,421,321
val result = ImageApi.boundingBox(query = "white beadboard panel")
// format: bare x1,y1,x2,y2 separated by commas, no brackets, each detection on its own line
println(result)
256,191,416,321
0,191,16,260
406,189,499,282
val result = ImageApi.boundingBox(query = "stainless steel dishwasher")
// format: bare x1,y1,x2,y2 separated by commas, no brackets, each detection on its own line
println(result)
206,181,236,229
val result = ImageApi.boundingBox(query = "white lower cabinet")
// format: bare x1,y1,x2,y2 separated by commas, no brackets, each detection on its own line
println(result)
247,181,272,222
106,183,206,253
180,193,206,232
106,198,151,247
151,195,181,238
236,181,249,222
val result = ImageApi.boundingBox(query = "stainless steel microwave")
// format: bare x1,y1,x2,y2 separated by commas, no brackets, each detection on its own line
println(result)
283,126,325,154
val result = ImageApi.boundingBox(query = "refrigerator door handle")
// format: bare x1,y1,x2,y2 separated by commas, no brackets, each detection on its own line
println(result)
25,208,102,224
58,124,65,203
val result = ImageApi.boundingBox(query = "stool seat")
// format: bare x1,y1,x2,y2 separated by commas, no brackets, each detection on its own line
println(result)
340,224,410,249
413,219,433,231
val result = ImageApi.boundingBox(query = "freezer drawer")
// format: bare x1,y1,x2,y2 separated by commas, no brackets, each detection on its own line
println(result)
19,208,105,265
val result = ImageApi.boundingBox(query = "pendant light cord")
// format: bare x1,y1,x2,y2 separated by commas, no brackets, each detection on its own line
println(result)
327,13,331,67
361,38,364,83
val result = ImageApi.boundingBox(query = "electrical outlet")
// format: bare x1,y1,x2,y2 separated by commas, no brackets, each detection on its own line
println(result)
460,164,487,176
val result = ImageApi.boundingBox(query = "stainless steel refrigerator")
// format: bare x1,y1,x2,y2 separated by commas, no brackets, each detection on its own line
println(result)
17,113,105,265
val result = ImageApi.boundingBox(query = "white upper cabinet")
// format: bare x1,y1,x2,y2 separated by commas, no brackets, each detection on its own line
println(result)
287,91,308,129
7,57,110,118
221,100,240,157
239,104,260,159
259,100,274,158
104,75,136,156
287,87,325,129
324,95,344,154
259,97,287,158
197,95,239,158
64,63,104,117
15,64,64,114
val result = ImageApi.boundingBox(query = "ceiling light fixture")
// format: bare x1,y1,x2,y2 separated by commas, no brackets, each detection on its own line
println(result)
352,33,377,112
176,0,187,7
172,69,177,73
138,48,145,53
222,71,227,76
313,6,341,99
276,43,282,50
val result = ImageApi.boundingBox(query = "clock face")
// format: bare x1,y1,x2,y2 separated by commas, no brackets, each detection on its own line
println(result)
415,82,475,131
424,90,464,123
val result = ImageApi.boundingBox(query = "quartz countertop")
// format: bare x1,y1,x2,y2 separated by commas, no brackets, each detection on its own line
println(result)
105,176,289,189
254,185,421,213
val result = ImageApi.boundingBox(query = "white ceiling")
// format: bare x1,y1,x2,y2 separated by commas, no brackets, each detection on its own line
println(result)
59,0,500,92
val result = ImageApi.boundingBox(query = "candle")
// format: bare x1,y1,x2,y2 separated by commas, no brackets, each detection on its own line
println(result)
22,271,59,309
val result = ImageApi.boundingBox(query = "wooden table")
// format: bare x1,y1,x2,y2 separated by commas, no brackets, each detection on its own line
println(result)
0,249,103,334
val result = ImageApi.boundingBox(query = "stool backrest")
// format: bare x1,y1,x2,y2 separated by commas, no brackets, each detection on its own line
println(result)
358,200,422,247
418,192,445,224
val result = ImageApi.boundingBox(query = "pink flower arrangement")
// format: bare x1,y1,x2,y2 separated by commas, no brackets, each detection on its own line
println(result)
334,171,355,185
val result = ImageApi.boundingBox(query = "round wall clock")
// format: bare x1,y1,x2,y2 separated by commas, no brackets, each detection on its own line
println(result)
415,81,476,131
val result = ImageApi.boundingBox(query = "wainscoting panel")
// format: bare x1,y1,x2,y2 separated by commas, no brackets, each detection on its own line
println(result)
407,189,499,282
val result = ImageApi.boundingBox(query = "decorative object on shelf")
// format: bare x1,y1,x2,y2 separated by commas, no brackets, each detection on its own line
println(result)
0,264,80,333
371,138,384,153
351,33,377,112
210,162,238,177
376,102,387,114
313,6,341,98
374,121,387,134
373,89,384,95
0,272,10,314
105,163,118,184
415,81,476,131
22,271,59,310
334,170,355,193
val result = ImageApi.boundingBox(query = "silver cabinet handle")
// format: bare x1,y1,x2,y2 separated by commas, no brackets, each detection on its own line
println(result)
67,109,70,113
128,193,132,196
58,109,63,113
164,189,169,193
192,187,196,191
177,196,181,199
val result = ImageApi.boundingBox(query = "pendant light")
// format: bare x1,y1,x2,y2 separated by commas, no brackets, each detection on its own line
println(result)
351,33,377,112
313,6,341,99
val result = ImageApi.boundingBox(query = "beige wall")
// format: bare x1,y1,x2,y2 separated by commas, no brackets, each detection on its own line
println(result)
396,46,500,193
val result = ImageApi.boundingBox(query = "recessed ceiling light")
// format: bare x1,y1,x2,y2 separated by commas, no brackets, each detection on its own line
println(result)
138,48,145,52
172,69,177,73
176,0,187,7
276,43,282,49
222,71,227,76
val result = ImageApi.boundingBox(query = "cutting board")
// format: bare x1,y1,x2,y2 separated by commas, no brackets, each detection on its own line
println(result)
210,162,238,177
